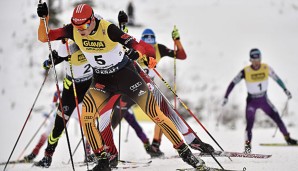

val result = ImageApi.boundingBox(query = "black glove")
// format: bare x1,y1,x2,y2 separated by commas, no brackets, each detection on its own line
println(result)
126,48,140,60
118,10,128,25
222,97,228,106
49,50,59,61
284,89,292,99
37,2,48,18
43,50,60,70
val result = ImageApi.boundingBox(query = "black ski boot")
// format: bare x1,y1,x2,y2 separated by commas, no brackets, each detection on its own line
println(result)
244,141,251,154
144,141,164,158
108,153,118,168
85,153,96,163
177,143,205,169
285,134,297,145
34,155,52,168
189,138,215,153
23,153,36,162
34,142,56,168
92,152,111,171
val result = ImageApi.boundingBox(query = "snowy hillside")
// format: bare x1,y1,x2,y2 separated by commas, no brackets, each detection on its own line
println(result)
0,0,298,171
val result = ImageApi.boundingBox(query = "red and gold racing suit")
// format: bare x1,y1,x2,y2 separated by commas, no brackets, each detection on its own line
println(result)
38,16,184,154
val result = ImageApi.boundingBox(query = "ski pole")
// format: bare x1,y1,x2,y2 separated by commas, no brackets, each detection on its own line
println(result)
118,100,123,161
124,124,130,142
39,2,75,170
67,138,82,164
173,25,177,109
272,99,289,138
16,106,55,161
3,69,50,171
65,40,89,170
215,106,224,129
152,68,228,155
135,62,226,169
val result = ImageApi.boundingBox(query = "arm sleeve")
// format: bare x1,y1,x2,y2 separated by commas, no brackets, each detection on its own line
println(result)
269,66,287,90
224,70,244,98
53,56,66,65
174,40,187,59
38,19,73,42
107,24,155,58
158,43,186,60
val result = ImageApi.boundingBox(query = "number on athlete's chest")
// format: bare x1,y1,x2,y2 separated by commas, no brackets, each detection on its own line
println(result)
94,55,106,65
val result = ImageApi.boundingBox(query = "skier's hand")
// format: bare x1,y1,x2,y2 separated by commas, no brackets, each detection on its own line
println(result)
51,50,59,61
37,2,48,18
143,56,157,69
125,48,140,60
63,77,72,90
222,97,228,106
172,25,180,40
43,50,59,70
43,59,52,70
118,10,128,25
284,89,292,99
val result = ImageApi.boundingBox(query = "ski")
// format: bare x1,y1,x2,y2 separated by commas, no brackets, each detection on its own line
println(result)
176,167,246,171
0,159,32,165
118,159,152,165
77,159,152,167
113,161,152,169
165,150,271,159
260,143,298,146
61,161,96,167
197,151,271,159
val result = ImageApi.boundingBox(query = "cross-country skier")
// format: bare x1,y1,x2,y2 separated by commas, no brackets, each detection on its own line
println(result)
106,11,214,163
32,40,96,167
110,10,214,158
24,86,95,164
37,2,206,171
23,90,59,162
139,27,215,155
222,48,297,153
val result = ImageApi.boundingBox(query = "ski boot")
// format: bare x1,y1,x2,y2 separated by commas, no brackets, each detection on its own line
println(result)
92,151,111,171
23,153,36,162
177,143,205,169
34,155,52,168
144,141,164,158
189,138,215,153
84,140,95,163
85,153,96,163
244,141,251,154
285,134,297,145
108,153,118,168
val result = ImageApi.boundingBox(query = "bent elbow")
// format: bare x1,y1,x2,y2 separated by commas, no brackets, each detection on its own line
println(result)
38,36,48,42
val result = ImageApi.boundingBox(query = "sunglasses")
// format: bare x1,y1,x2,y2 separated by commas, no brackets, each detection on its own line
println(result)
72,16,93,31
75,22,91,31
142,34,155,39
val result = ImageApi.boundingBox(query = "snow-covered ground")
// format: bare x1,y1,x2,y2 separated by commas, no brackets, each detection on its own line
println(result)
1,0,298,171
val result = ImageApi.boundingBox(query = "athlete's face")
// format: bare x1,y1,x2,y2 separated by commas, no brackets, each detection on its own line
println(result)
76,18,96,37
250,58,261,69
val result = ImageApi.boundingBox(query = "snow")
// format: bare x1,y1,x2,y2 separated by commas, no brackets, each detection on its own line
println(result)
1,0,298,171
